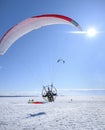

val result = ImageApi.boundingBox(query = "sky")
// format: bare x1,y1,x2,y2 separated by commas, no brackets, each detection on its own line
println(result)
0,0,105,93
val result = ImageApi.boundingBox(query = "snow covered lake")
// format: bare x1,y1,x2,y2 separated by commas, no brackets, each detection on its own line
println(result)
0,95,105,130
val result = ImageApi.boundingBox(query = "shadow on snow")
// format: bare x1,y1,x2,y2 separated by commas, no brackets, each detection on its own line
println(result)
26,112,46,118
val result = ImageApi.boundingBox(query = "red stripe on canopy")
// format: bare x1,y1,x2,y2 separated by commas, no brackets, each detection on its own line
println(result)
32,14,72,23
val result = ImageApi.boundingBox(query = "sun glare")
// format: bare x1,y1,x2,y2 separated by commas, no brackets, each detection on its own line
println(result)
87,28,97,37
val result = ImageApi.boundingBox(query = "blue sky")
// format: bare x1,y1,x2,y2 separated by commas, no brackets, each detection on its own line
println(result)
0,0,105,92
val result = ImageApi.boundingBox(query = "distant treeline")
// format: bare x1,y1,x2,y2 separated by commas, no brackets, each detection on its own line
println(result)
0,95,39,97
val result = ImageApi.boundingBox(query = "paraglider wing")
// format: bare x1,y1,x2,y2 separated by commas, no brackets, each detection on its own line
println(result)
0,14,82,55
57,59,65,64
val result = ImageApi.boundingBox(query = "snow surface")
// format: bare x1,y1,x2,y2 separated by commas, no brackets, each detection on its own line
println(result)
0,96,105,130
